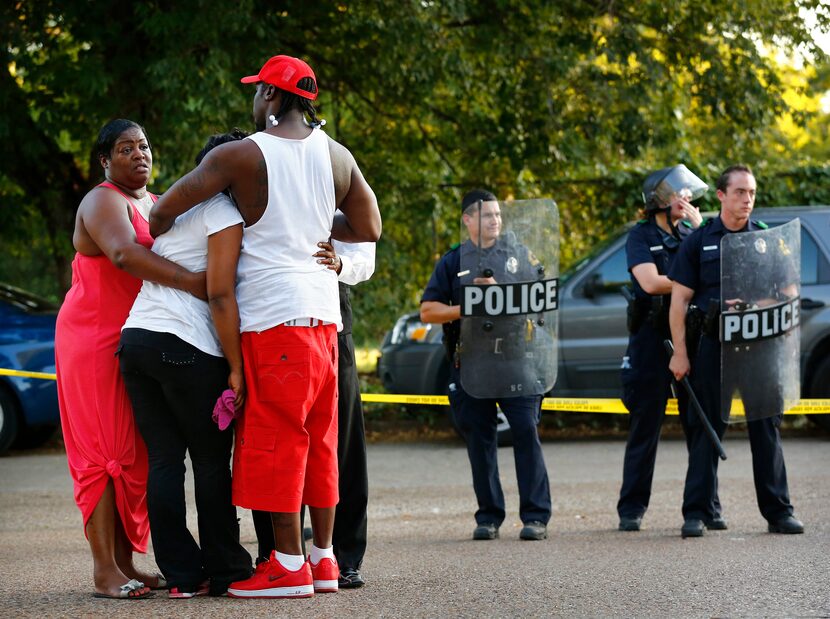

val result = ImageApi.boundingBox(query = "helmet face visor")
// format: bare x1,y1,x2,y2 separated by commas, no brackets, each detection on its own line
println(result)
648,164,708,209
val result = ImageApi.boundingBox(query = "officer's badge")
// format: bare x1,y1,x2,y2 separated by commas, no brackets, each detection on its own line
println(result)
754,238,767,254
506,256,518,273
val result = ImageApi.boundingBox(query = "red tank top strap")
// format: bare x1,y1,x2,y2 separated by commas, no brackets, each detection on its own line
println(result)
97,181,158,206
96,181,157,224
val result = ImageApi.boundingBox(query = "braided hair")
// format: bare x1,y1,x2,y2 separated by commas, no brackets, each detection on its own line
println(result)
273,77,325,127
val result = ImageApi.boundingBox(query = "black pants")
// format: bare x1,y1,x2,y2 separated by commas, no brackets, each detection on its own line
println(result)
683,334,794,522
617,323,697,519
448,366,551,526
253,330,369,570
119,329,252,594
332,332,369,569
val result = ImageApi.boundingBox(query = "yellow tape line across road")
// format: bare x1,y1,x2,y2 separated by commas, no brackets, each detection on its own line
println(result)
0,368,58,380
361,393,451,406
539,398,830,416
361,393,830,415
5,369,828,414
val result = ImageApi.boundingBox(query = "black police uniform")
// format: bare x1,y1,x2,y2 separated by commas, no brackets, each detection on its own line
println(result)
421,237,551,529
617,217,695,522
669,216,795,524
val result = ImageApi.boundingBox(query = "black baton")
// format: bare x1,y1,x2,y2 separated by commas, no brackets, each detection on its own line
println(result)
663,339,727,461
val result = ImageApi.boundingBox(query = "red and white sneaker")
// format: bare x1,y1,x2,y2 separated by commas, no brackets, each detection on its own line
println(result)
309,556,339,593
227,552,313,599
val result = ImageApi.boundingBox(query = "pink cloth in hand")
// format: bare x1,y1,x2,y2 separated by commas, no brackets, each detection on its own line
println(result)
212,389,239,431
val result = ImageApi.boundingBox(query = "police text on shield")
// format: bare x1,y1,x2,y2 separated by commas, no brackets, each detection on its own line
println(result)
721,298,800,344
461,278,559,317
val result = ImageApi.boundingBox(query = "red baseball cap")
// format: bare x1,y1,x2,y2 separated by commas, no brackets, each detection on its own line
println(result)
240,55,318,100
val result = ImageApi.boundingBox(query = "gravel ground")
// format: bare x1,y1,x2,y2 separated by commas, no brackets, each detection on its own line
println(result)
0,436,828,618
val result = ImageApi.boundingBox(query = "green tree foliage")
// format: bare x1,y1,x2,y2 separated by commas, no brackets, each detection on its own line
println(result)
1,0,829,341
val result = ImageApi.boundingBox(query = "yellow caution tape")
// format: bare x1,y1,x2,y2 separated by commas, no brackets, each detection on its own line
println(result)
542,398,628,414
793,400,830,413
361,393,830,415
3,368,828,414
0,368,57,380
361,393,450,406
541,398,830,416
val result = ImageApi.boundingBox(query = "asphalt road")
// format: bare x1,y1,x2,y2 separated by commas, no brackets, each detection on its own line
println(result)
0,436,828,618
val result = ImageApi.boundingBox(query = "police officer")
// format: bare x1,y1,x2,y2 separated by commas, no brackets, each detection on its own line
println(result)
420,189,551,541
668,164,804,537
617,165,706,532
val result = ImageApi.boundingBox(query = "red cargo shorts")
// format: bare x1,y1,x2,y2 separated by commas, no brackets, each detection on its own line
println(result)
232,323,339,512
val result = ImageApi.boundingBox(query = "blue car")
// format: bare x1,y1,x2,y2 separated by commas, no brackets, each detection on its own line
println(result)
0,283,60,453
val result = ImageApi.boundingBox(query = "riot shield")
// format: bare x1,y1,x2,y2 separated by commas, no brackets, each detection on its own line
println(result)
720,219,800,423
458,198,559,398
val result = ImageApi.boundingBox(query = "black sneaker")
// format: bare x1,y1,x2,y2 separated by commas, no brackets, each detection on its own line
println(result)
472,523,499,540
618,516,642,531
681,518,705,538
519,521,547,540
768,515,804,534
704,516,728,530
338,567,365,589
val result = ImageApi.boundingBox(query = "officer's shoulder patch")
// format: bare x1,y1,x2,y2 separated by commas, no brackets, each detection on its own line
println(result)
440,243,461,261
754,220,769,229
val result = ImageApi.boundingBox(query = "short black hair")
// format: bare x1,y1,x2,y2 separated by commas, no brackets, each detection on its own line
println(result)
96,119,149,160
716,164,753,192
195,128,249,165
461,188,497,213
195,129,249,197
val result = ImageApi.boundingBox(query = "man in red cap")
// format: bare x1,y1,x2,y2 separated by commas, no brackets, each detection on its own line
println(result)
150,54,381,599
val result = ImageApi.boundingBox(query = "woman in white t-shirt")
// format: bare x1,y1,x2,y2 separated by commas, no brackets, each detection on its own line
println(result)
118,131,253,598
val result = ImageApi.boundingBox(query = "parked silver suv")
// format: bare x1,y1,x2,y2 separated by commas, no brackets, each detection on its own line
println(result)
377,206,830,431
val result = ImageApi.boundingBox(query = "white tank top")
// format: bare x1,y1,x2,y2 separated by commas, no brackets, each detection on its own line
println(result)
236,128,342,333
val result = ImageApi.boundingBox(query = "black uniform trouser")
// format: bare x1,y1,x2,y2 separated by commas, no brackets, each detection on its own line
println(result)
119,329,252,594
617,324,695,519
448,366,551,527
683,334,794,522
332,331,369,569
253,331,369,569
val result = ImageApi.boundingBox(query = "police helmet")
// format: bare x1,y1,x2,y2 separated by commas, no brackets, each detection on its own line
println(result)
642,164,708,212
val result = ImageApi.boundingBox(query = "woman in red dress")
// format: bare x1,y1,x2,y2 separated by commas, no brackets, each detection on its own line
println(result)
55,119,207,599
